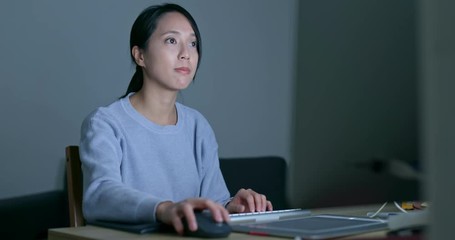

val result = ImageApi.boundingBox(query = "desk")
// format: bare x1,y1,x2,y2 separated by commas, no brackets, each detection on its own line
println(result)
49,204,396,240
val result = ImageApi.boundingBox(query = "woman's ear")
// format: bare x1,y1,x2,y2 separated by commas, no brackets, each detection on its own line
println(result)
132,46,145,67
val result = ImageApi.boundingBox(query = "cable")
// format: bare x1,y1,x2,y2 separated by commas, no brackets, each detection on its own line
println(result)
368,201,411,219
393,201,408,213
368,201,388,218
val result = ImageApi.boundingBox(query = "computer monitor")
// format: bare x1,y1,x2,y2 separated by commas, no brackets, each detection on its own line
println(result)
289,0,420,209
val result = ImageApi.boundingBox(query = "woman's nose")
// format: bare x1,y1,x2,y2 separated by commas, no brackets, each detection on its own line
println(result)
179,46,190,60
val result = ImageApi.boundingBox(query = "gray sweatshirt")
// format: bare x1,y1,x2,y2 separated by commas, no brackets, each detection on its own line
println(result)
80,93,230,224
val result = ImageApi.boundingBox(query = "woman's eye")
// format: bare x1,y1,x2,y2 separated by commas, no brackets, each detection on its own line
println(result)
190,41,197,47
165,38,177,44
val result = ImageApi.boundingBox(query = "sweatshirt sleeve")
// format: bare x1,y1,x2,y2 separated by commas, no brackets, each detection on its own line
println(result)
80,112,162,224
197,119,231,206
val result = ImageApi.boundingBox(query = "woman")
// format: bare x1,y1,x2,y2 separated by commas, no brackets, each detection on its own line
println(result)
80,3,272,235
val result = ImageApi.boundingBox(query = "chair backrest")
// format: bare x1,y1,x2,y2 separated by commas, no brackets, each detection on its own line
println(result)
219,156,289,210
65,145,85,227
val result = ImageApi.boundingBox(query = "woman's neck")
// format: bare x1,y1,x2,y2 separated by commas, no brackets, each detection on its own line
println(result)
129,88,178,126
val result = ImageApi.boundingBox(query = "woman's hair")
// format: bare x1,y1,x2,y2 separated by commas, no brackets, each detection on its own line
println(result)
121,3,202,98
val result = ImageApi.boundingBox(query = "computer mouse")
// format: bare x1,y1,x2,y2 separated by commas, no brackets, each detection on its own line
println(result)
182,211,232,238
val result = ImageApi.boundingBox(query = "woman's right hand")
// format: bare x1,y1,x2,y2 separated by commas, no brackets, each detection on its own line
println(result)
156,198,230,235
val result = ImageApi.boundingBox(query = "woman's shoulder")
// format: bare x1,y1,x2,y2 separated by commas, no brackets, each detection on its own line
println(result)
176,102,215,131
177,103,218,143
177,102,208,122
83,98,125,125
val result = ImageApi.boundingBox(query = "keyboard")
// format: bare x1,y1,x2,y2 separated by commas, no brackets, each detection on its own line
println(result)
229,208,311,225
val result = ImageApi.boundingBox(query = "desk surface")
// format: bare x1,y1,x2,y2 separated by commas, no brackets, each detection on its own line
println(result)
49,204,395,240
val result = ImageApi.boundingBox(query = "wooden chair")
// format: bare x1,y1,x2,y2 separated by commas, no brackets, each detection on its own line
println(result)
65,145,85,227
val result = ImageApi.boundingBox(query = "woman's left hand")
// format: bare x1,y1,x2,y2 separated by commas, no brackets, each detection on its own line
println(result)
226,188,273,213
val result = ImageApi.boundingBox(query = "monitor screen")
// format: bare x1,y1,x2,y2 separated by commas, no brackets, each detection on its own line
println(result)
289,0,420,209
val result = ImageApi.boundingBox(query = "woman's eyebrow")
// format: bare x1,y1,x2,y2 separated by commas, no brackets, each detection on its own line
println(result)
160,30,196,37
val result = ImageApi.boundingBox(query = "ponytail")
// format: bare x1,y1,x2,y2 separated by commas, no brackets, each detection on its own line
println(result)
121,65,143,98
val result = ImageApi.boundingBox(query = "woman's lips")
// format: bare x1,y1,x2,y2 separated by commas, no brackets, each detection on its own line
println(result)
175,67,190,75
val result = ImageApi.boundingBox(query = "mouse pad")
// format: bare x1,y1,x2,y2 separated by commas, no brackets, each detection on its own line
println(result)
89,220,162,234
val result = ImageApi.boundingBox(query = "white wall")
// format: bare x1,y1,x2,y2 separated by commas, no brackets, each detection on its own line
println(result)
0,0,298,199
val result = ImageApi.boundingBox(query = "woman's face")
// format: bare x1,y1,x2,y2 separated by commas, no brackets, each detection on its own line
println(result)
138,11,199,92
